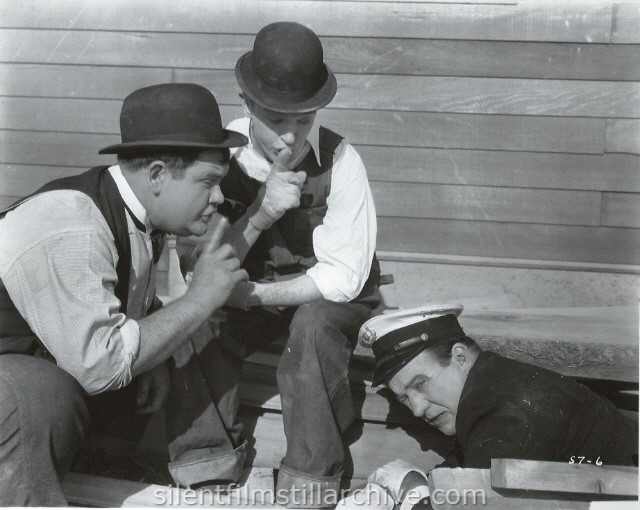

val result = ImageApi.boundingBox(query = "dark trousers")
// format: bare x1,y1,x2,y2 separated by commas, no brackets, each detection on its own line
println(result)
195,299,371,507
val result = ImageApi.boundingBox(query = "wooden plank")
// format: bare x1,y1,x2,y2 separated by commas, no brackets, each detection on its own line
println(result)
0,64,172,99
601,192,640,228
428,467,590,509
376,217,640,265
0,165,85,197
176,69,640,118
0,0,612,42
612,1,640,44
6,146,640,201
316,110,606,154
371,182,601,226
0,109,607,156
361,147,640,193
491,459,638,497
606,119,640,155
62,469,281,507
331,75,640,118
5,30,639,81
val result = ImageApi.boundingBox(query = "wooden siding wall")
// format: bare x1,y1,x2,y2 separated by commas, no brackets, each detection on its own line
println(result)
1,0,639,275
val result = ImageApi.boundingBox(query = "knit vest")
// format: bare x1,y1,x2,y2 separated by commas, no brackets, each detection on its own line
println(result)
0,166,137,351
220,127,380,300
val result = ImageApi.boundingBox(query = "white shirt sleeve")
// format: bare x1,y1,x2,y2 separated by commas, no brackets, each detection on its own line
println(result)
0,191,140,395
306,142,377,302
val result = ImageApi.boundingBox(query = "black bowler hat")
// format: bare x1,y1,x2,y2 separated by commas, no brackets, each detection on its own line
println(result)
357,305,465,387
99,83,247,155
235,22,337,114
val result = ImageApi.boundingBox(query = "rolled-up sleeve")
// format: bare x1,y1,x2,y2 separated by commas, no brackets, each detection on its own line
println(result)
0,195,140,395
306,142,377,302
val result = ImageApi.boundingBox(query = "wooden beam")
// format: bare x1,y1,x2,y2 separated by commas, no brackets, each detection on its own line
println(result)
62,468,281,507
0,0,612,43
428,467,591,509
491,459,639,497
606,119,640,156
4,31,639,81
376,217,640,266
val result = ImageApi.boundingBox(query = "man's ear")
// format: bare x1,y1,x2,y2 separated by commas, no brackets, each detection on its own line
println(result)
241,96,253,117
148,161,169,195
451,343,473,373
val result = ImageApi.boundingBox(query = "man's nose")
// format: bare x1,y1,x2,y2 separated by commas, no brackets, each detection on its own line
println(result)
280,130,296,146
209,186,224,205
409,394,429,418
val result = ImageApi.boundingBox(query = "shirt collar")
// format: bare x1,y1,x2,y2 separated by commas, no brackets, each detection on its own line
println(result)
108,165,152,232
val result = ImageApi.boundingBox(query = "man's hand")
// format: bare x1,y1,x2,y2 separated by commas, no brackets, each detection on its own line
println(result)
367,459,428,503
186,217,249,311
248,148,307,230
136,362,170,414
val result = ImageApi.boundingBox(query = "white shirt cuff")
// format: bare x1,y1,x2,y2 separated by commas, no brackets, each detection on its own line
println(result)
119,318,140,379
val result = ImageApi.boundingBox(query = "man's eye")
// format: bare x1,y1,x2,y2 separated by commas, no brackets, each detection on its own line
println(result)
268,117,283,124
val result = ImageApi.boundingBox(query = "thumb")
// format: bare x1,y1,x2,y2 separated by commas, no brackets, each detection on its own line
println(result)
271,147,293,173
202,216,229,255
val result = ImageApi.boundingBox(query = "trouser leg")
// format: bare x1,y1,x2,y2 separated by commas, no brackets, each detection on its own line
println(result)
0,354,89,506
166,309,288,486
275,300,371,508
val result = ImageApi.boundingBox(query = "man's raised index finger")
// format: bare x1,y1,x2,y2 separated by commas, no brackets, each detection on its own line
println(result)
203,216,229,254
271,147,293,173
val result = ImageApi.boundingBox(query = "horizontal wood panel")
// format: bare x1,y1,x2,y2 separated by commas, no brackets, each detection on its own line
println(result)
0,64,174,99
612,1,640,43
1,0,612,42
376,217,640,265
361,147,640,192
371,182,601,226
0,165,85,196
601,192,640,228
6,150,638,198
3,30,639,80
605,119,640,155
0,110,606,156
176,69,640,118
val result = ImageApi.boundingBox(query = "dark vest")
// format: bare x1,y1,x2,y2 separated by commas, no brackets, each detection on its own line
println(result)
0,166,147,351
220,127,380,301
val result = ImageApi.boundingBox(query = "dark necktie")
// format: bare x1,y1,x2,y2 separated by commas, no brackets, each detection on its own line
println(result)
124,205,165,264
150,230,165,265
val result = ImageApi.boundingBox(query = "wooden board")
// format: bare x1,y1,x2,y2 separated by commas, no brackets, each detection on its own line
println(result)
371,182,601,226
0,108,607,154
0,64,172,99
62,468,281,508
0,0,613,42
606,119,640,155
612,1,640,44
175,70,640,118
491,459,638,497
361,147,640,193
376,217,640,266
4,149,639,200
6,31,637,81
428,467,590,509
330,75,640,118
601,192,640,228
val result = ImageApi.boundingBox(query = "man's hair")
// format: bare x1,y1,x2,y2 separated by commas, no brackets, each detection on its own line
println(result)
117,149,230,178
424,335,481,366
